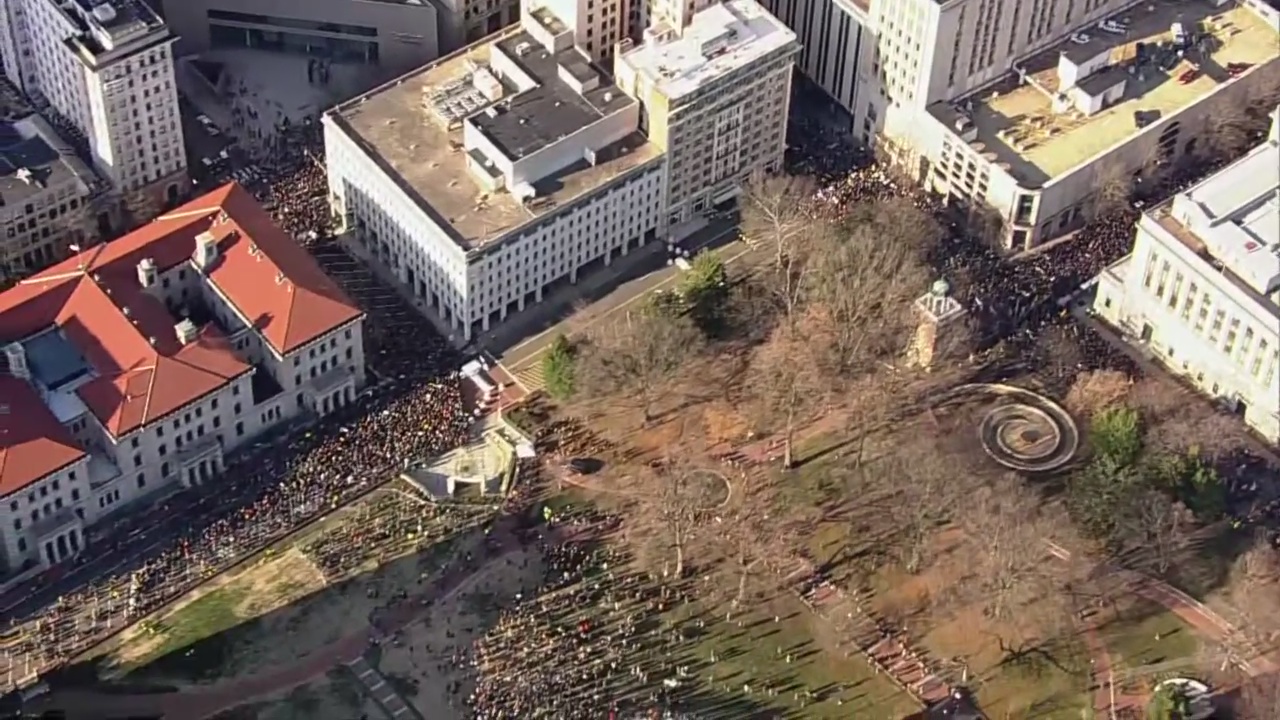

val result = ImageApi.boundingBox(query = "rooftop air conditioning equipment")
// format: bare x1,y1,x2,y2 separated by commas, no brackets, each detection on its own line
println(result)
174,319,199,346
275,270,286,285
515,42,533,57
91,3,117,24
137,257,157,288
3,342,29,381
193,230,219,269
216,210,229,224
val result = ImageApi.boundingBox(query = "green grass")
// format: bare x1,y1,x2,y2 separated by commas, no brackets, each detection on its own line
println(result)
663,596,920,719
124,583,255,680
1101,598,1201,688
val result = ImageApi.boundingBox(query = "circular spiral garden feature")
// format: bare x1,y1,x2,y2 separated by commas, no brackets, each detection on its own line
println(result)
935,384,1080,473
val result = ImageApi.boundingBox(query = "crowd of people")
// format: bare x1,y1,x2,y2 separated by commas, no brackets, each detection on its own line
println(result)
467,508,710,719
1,79,1270,712
0,126,475,689
301,488,489,582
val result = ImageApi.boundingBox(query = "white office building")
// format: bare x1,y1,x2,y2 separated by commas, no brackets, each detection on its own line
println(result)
323,0,795,342
0,183,365,578
0,0,188,206
0,114,101,278
760,0,865,114
323,9,668,343
753,0,1280,252
1092,108,1280,443
613,0,799,227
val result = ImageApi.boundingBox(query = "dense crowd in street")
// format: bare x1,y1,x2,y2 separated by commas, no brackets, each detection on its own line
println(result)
0,125,473,690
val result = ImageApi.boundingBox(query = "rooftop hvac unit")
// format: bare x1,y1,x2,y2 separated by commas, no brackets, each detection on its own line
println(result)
91,3,118,24
3,342,29,381
174,319,199,346
473,68,503,102
515,42,533,57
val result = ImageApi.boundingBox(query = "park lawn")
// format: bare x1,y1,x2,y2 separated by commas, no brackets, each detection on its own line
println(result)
663,594,921,720
1100,597,1201,693
919,605,1092,720
107,547,326,681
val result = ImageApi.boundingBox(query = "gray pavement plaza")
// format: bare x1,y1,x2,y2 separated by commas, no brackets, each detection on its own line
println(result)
177,49,381,150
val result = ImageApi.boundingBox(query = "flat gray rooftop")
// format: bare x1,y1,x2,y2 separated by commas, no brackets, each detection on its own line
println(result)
929,1,1279,185
470,33,634,160
332,30,662,251
0,120,93,205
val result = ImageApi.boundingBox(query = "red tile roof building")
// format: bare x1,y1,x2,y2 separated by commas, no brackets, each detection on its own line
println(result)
0,184,366,575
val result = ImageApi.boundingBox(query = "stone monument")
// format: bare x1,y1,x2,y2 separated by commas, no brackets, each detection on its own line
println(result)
909,278,966,369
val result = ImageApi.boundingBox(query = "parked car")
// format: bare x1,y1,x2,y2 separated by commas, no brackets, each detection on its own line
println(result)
1178,67,1200,84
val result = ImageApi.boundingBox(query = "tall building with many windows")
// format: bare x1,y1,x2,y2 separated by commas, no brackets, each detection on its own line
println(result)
755,0,1280,253
0,0,188,206
155,0,447,75
0,115,102,279
613,0,798,228
1092,107,1280,443
323,0,796,342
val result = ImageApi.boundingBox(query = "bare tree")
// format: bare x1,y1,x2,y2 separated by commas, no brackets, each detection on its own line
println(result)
744,313,827,469
881,451,961,574
720,471,786,607
960,475,1056,619
740,171,814,271
1201,74,1280,162
1119,491,1196,577
806,199,936,378
631,448,725,579
1234,674,1280,720
576,308,705,424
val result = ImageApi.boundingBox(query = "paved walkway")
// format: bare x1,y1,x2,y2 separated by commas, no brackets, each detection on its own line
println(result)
347,653,421,719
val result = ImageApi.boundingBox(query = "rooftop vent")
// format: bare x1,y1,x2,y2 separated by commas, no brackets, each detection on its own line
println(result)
174,319,199,346
216,210,229,224
275,270,286,284
91,3,117,24
137,257,157,288
3,342,29,381
193,230,219,269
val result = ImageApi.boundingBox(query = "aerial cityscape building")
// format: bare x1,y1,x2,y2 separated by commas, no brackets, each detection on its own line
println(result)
153,0,528,70
0,115,102,278
156,0,448,76
324,0,797,341
1092,106,1280,443
759,0,1280,252
0,183,365,576
0,0,188,206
